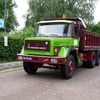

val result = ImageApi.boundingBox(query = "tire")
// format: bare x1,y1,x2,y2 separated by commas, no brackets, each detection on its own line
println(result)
95,51,100,66
23,62,38,74
82,61,88,67
87,51,96,68
61,55,75,79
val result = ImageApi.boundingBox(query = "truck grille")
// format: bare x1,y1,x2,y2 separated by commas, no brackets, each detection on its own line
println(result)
25,40,50,51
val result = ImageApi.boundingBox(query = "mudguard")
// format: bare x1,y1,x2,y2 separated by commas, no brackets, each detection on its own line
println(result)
58,47,77,58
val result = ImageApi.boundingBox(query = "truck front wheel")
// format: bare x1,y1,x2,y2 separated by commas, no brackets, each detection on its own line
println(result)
61,55,75,79
23,62,38,74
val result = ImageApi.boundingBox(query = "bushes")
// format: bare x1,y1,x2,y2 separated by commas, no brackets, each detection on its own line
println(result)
87,23,100,34
0,35,23,62
0,27,34,62
0,34,4,62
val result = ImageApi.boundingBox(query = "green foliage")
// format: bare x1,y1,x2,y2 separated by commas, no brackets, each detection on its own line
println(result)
87,23,100,34
0,0,18,32
0,35,23,62
9,26,34,39
0,27,34,62
25,0,98,27
20,27,35,39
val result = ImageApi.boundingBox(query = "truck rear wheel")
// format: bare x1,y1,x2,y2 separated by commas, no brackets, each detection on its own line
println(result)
95,51,100,66
61,55,75,79
82,61,88,67
87,51,96,68
23,62,38,74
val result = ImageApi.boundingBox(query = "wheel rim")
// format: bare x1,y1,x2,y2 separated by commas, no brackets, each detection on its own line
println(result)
68,61,74,73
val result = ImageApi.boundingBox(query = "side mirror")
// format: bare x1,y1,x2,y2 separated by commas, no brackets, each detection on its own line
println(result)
79,29,84,37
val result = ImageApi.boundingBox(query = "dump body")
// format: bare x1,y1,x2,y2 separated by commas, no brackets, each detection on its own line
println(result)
79,30,100,50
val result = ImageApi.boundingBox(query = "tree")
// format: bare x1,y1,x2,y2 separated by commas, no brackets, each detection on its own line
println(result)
0,0,19,32
25,0,98,27
87,23,100,34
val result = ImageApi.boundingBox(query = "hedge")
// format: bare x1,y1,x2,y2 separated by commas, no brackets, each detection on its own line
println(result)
0,35,23,62
0,27,34,62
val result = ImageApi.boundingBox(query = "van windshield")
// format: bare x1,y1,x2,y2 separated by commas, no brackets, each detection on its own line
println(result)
37,23,71,36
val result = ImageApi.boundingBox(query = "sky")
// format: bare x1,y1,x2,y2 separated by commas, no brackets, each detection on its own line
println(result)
15,0,100,30
93,0,100,23
14,0,29,30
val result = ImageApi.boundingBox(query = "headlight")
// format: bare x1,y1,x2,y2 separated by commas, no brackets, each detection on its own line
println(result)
51,59,57,63
18,56,23,60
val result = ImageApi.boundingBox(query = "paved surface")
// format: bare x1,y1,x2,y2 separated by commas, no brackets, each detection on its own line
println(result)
0,65,100,100
0,61,23,70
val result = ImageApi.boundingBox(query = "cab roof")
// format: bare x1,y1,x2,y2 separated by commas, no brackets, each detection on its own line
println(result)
44,17,86,28
38,20,74,24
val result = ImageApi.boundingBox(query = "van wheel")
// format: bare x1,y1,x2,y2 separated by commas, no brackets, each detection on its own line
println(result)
23,62,38,74
95,51,100,66
61,55,75,79
87,51,96,68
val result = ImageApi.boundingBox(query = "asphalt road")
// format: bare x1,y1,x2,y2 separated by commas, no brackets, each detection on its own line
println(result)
0,65,100,100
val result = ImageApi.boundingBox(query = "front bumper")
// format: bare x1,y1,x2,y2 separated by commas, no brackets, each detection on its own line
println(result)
17,54,66,65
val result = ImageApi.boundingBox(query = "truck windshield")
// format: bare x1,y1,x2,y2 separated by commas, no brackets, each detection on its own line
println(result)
37,23,71,36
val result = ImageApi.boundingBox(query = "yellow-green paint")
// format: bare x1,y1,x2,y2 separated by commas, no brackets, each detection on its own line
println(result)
24,37,79,57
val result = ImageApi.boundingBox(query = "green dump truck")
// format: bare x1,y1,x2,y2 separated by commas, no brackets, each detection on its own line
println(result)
17,17,100,79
